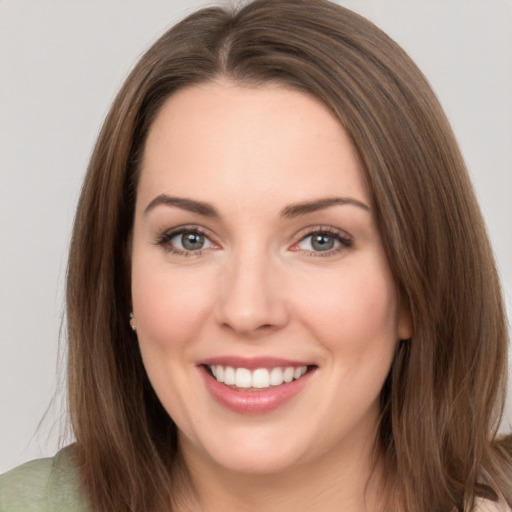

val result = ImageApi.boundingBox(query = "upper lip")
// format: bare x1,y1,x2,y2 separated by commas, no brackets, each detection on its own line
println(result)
197,356,315,370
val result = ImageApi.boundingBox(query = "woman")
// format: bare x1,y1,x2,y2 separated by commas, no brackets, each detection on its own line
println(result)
1,0,510,511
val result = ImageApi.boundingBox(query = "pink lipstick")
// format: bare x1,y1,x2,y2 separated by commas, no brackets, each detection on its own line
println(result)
197,357,316,414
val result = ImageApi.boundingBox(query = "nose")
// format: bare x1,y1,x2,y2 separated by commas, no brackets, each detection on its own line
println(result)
215,248,289,336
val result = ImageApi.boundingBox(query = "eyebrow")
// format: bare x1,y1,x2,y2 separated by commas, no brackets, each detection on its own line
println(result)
144,194,370,218
281,197,370,217
144,195,218,217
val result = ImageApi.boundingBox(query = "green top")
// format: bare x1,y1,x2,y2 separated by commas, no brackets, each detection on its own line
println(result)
0,446,90,512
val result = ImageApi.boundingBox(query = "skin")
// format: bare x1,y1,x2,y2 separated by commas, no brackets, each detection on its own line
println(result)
131,81,412,511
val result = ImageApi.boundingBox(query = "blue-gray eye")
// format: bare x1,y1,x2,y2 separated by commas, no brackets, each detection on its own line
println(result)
297,231,349,252
310,233,336,251
171,231,211,251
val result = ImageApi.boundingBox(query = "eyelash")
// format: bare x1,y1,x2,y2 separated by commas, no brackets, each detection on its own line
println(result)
292,226,353,258
154,226,214,257
154,225,353,257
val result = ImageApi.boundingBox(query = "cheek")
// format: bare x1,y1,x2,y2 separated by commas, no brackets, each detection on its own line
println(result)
130,258,216,423
131,258,215,350
294,258,399,357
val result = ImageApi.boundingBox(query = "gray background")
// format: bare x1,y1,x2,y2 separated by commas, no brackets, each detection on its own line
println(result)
1,0,511,473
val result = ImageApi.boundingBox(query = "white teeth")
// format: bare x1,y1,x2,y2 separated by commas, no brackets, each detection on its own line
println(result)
283,367,294,383
224,366,235,385
208,365,309,389
252,368,270,388
269,367,284,386
235,368,252,388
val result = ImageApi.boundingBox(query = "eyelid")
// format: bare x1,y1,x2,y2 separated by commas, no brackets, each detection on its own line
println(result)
290,225,353,256
154,224,220,256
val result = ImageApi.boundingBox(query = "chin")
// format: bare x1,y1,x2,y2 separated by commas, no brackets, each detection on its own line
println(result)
180,423,316,476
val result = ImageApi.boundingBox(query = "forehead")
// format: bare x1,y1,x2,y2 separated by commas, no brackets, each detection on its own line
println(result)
137,81,369,211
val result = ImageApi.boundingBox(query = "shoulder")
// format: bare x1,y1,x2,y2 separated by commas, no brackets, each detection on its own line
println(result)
0,446,90,512
0,456,53,512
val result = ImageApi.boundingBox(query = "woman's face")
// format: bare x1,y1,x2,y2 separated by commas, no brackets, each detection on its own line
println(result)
131,82,411,475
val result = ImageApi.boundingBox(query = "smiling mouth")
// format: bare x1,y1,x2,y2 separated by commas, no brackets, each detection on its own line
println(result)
205,364,315,390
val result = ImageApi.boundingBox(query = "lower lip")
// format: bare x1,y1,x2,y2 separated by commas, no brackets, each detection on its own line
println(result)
199,366,315,414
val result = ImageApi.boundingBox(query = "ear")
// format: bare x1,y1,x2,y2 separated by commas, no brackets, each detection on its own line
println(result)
397,297,413,341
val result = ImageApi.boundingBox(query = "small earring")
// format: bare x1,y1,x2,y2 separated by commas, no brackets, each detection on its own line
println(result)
129,312,136,332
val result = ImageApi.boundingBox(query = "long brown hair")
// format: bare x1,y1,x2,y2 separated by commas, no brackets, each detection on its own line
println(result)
66,1,511,510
